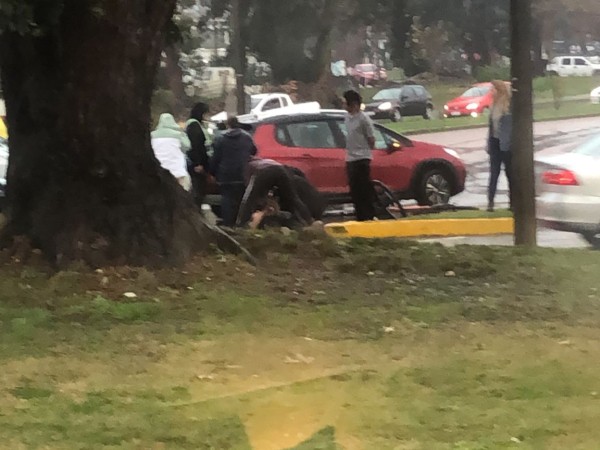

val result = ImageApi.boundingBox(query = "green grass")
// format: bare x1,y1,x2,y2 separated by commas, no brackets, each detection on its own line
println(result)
405,209,513,220
385,99,599,135
1,235,600,449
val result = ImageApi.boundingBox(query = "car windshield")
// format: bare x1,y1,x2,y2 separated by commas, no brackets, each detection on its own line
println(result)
250,97,262,109
372,88,402,101
461,86,490,97
573,135,600,157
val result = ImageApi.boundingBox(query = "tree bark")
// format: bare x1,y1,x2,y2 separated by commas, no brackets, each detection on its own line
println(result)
510,0,537,246
163,44,187,117
0,0,226,267
231,0,246,115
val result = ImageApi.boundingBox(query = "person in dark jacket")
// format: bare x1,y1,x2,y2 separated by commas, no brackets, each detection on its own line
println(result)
236,157,320,228
210,116,258,227
487,80,513,212
186,102,211,209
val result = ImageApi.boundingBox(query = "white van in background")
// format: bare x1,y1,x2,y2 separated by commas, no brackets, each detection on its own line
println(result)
194,67,236,99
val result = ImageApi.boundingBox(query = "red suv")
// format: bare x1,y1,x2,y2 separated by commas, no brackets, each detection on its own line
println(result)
251,112,466,205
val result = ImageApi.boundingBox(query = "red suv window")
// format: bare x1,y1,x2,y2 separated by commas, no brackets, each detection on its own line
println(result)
276,121,338,148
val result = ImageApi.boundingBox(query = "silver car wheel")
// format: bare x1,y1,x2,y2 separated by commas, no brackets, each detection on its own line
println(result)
425,174,451,205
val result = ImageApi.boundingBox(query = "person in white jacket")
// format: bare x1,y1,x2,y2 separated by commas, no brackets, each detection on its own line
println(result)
151,113,192,191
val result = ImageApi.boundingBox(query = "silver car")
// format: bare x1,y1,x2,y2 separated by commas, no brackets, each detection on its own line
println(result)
537,134,600,248
0,138,7,207
0,138,7,181
592,86,600,105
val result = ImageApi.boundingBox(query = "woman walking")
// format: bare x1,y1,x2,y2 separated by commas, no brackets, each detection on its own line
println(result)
487,80,513,212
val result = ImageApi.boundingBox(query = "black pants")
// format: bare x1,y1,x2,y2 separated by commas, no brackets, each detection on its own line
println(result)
219,183,246,227
190,172,207,210
347,159,376,221
488,138,513,206
237,165,312,227
291,173,326,220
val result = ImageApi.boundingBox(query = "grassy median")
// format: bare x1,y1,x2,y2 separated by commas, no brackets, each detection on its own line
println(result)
363,75,600,135
1,233,600,449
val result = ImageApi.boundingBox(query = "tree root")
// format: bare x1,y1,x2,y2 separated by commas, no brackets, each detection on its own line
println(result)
211,225,258,267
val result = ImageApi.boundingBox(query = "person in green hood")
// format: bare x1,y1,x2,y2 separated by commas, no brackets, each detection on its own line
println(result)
151,113,191,191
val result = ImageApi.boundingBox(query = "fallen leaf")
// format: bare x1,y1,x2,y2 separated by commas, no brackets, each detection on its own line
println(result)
196,374,216,381
284,353,314,364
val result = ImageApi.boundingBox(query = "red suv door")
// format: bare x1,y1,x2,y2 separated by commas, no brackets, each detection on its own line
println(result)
333,118,416,192
371,127,417,192
254,119,347,193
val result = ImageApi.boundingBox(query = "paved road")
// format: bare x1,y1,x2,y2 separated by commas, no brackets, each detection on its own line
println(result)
411,116,600,248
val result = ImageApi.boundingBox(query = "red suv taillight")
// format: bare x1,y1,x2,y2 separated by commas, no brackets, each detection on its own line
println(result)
542,169,579,186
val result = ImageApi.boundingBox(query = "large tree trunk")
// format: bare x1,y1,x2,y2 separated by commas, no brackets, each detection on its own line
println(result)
163,44,188,117
0,0,225,267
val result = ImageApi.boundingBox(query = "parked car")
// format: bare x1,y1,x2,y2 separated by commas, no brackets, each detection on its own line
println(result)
212,93,320,124
248,93,293,113
537,134,600,248
250,112,466,206
546,56,600,77
363,84,434,121
195,66,236,98
591,86,600,105
444,83,495,118
349,63,387,86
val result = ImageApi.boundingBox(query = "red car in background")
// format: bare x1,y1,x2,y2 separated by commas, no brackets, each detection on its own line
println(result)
443,82,495,118
252,112,466,205
349,64,388,86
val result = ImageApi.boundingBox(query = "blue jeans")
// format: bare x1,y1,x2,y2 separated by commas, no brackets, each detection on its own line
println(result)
219,183,246,227
488,137,513,206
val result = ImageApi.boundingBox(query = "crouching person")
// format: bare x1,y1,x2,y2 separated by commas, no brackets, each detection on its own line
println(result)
237,158,322,229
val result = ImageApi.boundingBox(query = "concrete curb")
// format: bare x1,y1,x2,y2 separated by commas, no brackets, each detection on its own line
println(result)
325,218,514,239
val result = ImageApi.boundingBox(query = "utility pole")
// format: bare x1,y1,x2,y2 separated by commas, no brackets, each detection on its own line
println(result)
231,0,246,115
510,0,537,246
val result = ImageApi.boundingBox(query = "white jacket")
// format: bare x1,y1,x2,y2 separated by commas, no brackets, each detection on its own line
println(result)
151,114,191,186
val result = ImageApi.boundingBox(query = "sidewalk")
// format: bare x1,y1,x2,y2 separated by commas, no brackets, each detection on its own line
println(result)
420,227,589,249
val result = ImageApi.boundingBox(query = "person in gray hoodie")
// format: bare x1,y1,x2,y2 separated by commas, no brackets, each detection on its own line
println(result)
209,116,258,226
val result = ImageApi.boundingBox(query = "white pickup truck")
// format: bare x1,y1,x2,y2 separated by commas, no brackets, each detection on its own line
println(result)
211,93,320,123
546,56,600,77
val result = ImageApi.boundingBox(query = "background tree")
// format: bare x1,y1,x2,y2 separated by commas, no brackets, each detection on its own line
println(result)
0,0,233,267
